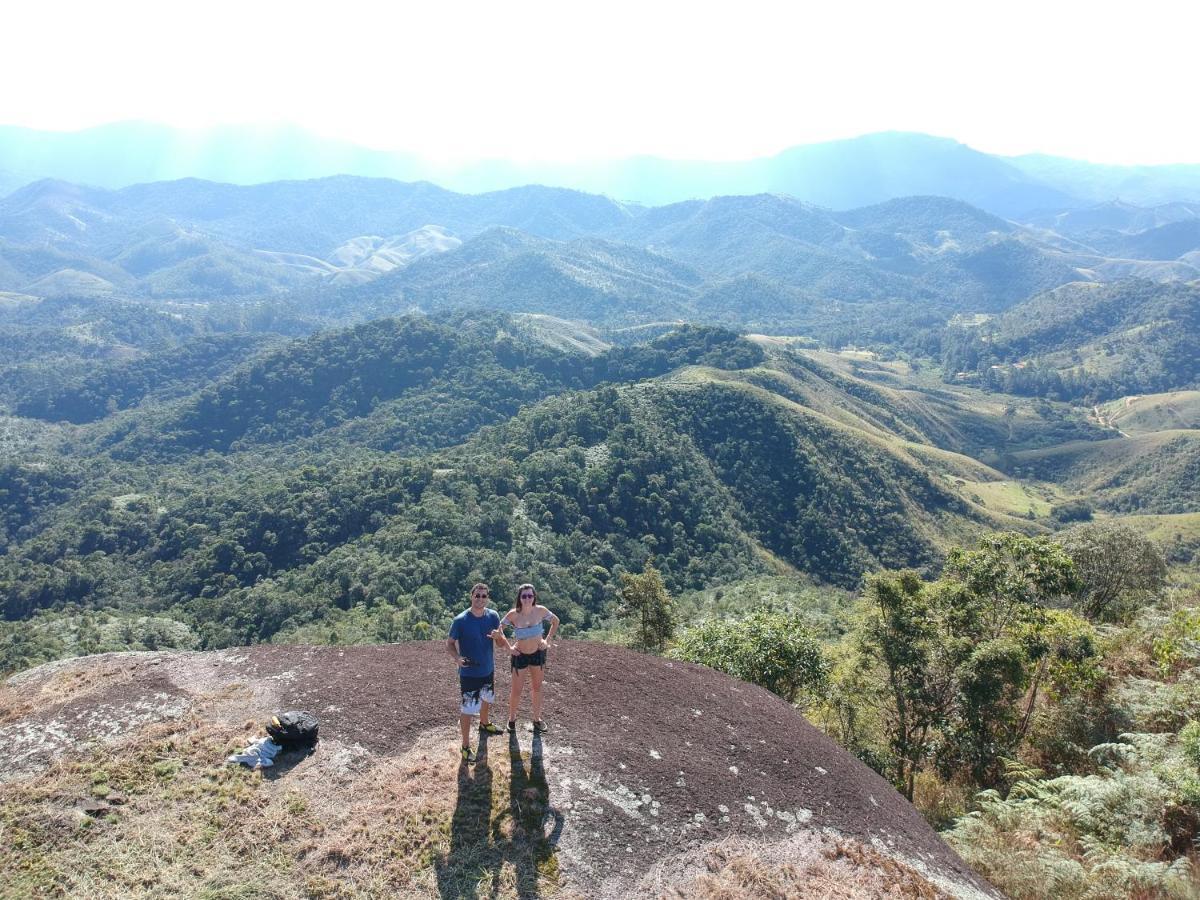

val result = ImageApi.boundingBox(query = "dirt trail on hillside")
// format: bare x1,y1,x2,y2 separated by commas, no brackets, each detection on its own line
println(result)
1,641,998,898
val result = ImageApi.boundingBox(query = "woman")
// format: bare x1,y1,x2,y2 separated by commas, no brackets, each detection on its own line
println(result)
501,583,559,734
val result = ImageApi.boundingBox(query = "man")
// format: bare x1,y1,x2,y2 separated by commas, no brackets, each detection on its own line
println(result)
447,582,507,763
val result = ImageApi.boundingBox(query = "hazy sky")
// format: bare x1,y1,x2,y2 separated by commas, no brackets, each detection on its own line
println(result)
4,0,1197,165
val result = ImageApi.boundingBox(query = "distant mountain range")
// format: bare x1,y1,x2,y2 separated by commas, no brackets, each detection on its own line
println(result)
4,123,1200,215
0,176,636,299
3,175,1199,328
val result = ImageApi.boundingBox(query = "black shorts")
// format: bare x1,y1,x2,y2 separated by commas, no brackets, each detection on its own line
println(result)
511,649,546,670
459,672,495,715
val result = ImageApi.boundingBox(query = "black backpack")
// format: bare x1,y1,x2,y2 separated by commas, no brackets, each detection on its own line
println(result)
266,710,319,749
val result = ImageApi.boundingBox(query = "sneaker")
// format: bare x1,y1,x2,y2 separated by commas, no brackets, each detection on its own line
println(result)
532,720,549,735
479,722,504,736
460,746,475,763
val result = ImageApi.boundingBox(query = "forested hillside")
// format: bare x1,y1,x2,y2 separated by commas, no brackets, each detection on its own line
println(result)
0,315,1005,648
2,173,1195,668
4,173,1196,334
942,280,1200,400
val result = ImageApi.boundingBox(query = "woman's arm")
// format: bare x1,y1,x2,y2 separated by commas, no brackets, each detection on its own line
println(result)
541,608,560,647
492,613,516,651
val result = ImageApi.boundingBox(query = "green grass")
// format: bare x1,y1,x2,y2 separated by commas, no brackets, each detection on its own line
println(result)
1116,513,1200,566
1011,430,1191,473
1100,391,1200,435
1008,431,1200,514
956,479,1058,518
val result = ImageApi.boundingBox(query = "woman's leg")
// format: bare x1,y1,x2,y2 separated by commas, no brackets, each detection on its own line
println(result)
530,665,545,723
509,666,525,724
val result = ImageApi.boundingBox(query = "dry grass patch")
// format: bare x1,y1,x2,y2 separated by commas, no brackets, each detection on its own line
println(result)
302,730,569,899
0,683,35,727
0,659,138,727
657,836,952,899
0,713,316,898
0,716,570,900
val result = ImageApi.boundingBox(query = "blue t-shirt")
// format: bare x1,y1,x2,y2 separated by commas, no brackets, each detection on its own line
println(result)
449,608,501,677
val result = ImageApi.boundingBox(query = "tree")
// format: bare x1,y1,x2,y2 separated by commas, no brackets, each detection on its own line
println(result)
942,532,1080,640
1056,522,1168,622
850,534,1090,795
855,571,954,801
618,562,675,653
1050,499,1093,523
671,610,828,707
939,533,1081,784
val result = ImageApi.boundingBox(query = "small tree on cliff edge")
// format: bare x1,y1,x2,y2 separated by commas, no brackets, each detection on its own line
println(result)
620,561,675,653
853,533,1085,799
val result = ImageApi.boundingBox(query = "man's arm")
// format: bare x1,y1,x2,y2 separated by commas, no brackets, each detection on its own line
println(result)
446,637,464,666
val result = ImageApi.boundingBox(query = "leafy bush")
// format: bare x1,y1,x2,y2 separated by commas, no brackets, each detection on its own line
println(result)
845,534,1085,797
1051,499,1093,523
1058,522,1168,622
670,610,829,707
618,562,676,653
0,611,199,677
1179,721,1200,768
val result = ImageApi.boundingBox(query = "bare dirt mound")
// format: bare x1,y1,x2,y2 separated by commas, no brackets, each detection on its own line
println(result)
0,641,997,898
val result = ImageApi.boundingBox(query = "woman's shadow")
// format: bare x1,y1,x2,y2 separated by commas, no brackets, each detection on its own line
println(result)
504,731,564,899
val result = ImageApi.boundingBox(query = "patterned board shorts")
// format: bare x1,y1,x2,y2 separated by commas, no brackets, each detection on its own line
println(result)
459,673,495,715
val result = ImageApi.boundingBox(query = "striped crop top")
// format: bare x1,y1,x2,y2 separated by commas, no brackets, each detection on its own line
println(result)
508,614,550,640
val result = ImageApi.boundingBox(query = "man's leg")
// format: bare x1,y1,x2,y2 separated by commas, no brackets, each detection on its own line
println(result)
460,679,482,752
478,675,503,735
480,675,494,726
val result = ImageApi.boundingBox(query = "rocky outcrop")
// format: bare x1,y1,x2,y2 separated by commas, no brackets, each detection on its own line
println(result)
0,642,997,898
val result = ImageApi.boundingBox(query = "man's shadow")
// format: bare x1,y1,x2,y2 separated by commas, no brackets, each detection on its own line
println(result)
436,733,498,900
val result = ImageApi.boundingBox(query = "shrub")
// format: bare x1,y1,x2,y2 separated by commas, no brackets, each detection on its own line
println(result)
1051,500,1093,523
1057,522,1168,622
618,562,676,653
670,610,829,707
947,732,1199,899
